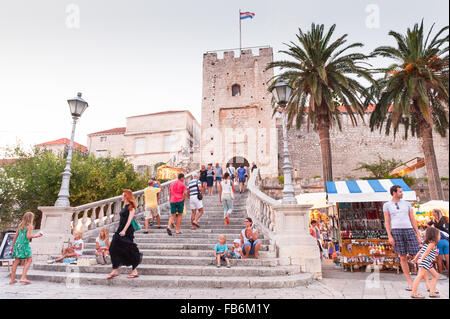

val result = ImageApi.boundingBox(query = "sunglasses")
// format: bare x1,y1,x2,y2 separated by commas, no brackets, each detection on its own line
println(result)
395,203,399,210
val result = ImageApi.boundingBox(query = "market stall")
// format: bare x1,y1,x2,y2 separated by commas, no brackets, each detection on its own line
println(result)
326,178,417,272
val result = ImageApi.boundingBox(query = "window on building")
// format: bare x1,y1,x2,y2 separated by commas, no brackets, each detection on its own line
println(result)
163,135,178,152
96,150,107,158
232,84,241,96
134,138,146,154
100,136,107,142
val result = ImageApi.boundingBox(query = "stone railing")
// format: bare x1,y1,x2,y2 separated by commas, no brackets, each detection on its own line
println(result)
246,169,279,237
71,172,194,236
247,168,322,279
32,172,195,261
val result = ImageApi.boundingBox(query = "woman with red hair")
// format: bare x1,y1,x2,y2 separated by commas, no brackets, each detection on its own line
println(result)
107,189,142,279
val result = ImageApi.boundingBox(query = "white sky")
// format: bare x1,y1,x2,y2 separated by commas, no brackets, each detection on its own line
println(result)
0,0,448,153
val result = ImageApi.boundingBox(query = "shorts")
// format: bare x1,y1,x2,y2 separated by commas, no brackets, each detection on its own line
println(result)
239,177,246,183
144,207,158,219
215,177,222,182
391,228,420,256
438,239,449,255
219,255,228,261
190,196,203,210
242,239,261,255
200,178,207,184
206,176,214,187
170,201,184,214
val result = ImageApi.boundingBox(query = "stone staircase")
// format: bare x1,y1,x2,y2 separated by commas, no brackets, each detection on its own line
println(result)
24,191,314,288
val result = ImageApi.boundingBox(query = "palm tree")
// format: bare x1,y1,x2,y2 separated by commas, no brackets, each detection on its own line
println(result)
370,21,449,200
266,24,374,185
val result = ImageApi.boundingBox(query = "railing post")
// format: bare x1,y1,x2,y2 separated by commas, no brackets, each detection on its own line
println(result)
113,200,121,222
89,207,97,230
97,205,105,227
105,203,113,224
81,209,89,232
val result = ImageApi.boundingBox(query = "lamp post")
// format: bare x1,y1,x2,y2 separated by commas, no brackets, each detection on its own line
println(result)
271,80,297,205
55,92,89,207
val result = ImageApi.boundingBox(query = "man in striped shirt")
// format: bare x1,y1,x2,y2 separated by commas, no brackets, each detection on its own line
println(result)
188,172,204,230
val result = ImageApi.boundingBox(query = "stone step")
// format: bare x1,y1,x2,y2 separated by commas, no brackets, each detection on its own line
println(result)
82,249,276,258
123,228,246,234
84,243,271,251
40,255,279,267
24,270,312,288
32,263,299,277
86,239,270,249
87,233,264,242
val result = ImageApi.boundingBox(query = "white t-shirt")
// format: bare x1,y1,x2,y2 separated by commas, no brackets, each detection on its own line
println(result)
383,200,413,229
73,239,84,256
221,180,233,194
96,237,107,248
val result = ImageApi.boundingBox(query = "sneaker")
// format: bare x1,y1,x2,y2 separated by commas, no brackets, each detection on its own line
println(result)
47,259,55,264
143,231,149,234
216,264,221,268
226,263,231,268
104,255,111,265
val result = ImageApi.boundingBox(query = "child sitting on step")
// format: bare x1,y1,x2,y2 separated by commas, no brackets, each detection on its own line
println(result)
214,235,230,268
49,231,84,263
229,239,243,259
95,228,111,265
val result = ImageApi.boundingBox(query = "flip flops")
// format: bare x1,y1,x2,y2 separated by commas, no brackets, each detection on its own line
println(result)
192,222,200,228
127,274,139,279
106,273,118,280
19,280,31,285
411,294,425,299
405,286,413,291
166,228,172,236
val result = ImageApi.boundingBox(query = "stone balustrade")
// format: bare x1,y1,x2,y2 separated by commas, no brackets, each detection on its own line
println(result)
247,168,322,279
32,172,194,261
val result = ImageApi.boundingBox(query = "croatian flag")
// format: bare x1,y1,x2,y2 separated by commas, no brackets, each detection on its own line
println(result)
240,12,255,20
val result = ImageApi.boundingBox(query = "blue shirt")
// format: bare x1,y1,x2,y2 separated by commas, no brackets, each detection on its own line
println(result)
237,168,246,179
214,243,228,254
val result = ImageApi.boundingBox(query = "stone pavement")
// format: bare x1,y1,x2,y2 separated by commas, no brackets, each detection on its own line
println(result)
1,261,448,299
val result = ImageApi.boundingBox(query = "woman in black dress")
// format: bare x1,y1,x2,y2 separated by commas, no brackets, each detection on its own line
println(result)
199,165,208,196
107,189,142,279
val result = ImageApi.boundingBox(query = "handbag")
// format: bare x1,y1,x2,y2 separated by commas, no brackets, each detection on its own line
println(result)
131,217,141,231
196,181,203,200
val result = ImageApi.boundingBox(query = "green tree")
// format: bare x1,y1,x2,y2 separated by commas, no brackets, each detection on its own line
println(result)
354,155,404,178
370,21,449,200
266,24,375,186
0,146,149,228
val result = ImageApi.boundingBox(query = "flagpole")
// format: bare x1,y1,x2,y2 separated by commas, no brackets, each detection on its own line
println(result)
239,9,242,54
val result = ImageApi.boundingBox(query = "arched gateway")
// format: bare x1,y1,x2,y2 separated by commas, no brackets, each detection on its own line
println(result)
227,156,249,168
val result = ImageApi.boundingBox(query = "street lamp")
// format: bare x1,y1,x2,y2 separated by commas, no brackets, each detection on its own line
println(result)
55,92,89,207
271,80,297,205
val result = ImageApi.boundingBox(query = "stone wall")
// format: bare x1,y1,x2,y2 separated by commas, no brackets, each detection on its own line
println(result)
278,114,449,180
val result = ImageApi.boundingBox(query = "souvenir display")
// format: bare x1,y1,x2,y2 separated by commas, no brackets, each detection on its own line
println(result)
337,201,401,272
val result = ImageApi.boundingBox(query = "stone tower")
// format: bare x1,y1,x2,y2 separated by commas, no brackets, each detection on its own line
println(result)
200,47,278,177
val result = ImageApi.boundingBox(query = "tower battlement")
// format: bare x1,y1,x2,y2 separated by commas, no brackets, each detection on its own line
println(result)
203,47,273,63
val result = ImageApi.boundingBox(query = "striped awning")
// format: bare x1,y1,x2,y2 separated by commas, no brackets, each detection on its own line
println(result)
326,179,416,203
